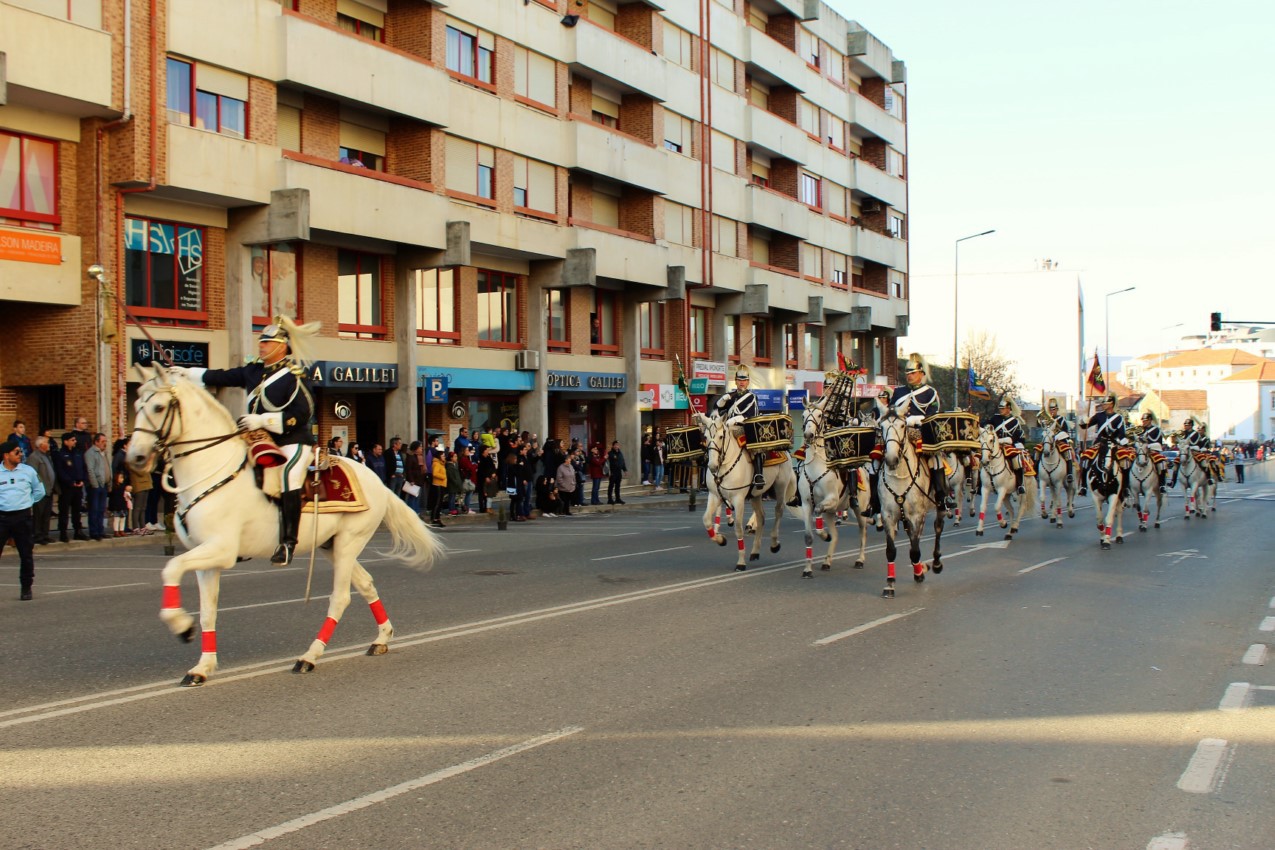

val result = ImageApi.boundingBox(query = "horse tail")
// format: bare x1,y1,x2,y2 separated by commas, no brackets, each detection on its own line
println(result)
379,489,446,571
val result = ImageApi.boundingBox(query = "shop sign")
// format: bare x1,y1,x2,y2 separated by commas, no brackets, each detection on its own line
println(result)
546,371,627,393
333,399,353,420
0,230,61,265
693,359,727,385
640,383,689,410
310,361,398,389
449,400,467,419
637,387,655,412
855,383,891,398
419,367,533,392
754,389,787,412
689,377,709,395
425,376,448,404
788,390,807,410
130,338,209,367
690,395,708,413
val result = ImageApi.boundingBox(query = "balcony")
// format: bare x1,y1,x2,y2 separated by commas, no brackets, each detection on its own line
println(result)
746,262,806,313
167,125,277,206
746,107,809,164
848,93,905,149
744,26,811,93
280,156,451,250
0,2,113,115
170,0,279,83
851,288,906,331
852,159,906,211
847,27,896,82
0,226,82,306
568,21,666,102
567,120,667,196
852,227,907,271
744,184,809,240
570,225,668,289
280,12,449,128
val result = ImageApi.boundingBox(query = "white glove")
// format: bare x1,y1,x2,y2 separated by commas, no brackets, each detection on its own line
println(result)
1014,443,1024,450
238,414,267,432
726,415,745,427
184,367,208,387
905,415,923,426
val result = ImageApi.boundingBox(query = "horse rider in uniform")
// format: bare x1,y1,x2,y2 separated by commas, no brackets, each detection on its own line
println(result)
715,364,764,490
182,316,319,566
870,353,954,513
1135,412,1169,492
987,394,1028,495
1077,393,1126,496
1035,398,1075,485
1195,420,1224,484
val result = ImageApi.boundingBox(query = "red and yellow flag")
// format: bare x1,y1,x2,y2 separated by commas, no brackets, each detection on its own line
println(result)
1085,350,1106,397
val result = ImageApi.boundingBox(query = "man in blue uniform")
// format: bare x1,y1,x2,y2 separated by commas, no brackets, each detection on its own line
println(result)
1077,393,1126,495
714,365,764,489
1035,398,1074,485
183,317,319,566
987,394,1027,495
1136,412,1169,492
0,439,46,600
885,353,954,511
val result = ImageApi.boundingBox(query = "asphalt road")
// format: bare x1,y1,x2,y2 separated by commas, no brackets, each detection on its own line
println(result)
2,464,1273,850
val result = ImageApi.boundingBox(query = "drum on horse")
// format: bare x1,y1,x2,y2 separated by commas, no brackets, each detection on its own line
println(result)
1035,428,1076,528
1129,440,1165,531
877,410,945,599
794,401,870,578
1081,438,1127,549
1176,446,1214,520
975,427,1036,540
695,411,797,570
127,364,444,686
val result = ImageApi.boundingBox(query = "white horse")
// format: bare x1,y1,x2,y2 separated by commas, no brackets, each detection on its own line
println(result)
127,364,444,686
1035,429,1076,528
941,450,974,526
975,427,1036,540
1128,440,1164,531
696,411,797,570
877,411,945,599
1081,439,1127,549
795,402,870,578
1177,446,1217,520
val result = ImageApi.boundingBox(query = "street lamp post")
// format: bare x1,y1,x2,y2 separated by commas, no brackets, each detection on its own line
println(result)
1104,286,1136,381
952,229,996,408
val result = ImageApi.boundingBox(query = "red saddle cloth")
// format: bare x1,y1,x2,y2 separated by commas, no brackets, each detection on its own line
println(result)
302,461,368,513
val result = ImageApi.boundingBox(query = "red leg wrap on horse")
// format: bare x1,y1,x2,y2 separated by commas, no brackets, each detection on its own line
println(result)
978,512,985,522
162,585,181,610
201,630,216,653
806,547,813,560
1105,526,1112,536
737,538,745,551
913,563,924,577
887,562,896,580
815,517,824,531
316,616,339,645
369,599,389,625
707,527,716,539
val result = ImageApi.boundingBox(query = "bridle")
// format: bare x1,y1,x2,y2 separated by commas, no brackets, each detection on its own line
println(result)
702,415,751,495
979,428,1011,481
879,412,929,507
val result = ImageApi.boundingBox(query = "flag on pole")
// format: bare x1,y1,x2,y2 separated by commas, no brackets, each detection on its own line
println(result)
967,367,991,400
837,351,848,373
673,354,690,400
1085,349,1106,396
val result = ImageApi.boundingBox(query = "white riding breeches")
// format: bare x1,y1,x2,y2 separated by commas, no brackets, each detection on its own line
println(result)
279,444,313,492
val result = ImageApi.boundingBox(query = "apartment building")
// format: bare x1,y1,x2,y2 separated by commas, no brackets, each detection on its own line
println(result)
0,0,909,453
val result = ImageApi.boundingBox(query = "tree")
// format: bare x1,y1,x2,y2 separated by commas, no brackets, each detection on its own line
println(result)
961,331,1024,418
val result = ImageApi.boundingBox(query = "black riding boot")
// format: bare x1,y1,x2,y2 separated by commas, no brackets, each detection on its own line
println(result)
1157,463,1167,493
752,454,766,491
1077,461,1088,496
933,462,955,511
1167,463,1179,489
862,472,881,517
272,490,303,566
1014,465,1025,495
1065,458,1074,486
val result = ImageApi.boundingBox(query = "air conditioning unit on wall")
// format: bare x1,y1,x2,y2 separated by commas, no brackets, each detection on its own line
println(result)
515,350,540,371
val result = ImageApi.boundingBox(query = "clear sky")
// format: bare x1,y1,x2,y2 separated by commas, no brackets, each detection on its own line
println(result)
825,0,1275,393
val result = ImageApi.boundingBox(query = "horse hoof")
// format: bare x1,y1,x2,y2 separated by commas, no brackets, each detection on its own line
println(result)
975,529,984,537
853,560,864,570
1139,526,1147,533
178,626,195,644
1184,515,1190,521
749,553,760,562
1048,517,1055,524
802,569,813,579
819,532,830,542
716,537,727,547
914,572,926,584
821,563,832,571
366,643,388,657
882,587,895,599
735,565,747,572
179,673,206,687
1004,533,1013,541
770,544,781,554
1100,541,1111,550
292,660,316,674
1116,536,1123,544
1068,510,1075,518
1154,522,1161,529
932,562,943,574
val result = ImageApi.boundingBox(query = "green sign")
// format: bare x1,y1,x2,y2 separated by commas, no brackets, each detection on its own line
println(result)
689,377,709,395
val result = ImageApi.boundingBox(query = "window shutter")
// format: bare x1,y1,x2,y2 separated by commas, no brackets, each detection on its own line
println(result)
340,121,385,156
277,105,301,151
529,159,556,212
445,136,478,195
338,0,384,27
196,63,248,101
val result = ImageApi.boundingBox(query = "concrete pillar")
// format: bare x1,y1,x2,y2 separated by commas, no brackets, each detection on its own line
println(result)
616,291,642,463
521,264,551,442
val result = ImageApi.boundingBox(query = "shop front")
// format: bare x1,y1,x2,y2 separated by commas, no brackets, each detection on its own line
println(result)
546,369,626,450
310,360,398,450
418,366,534,447
127,337,214,427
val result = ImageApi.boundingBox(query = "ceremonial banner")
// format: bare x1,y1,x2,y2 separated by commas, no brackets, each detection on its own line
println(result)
967,367,991,400
1085,350,1106,397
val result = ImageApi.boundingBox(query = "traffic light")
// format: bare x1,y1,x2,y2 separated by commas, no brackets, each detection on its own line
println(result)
1210,312,1222,332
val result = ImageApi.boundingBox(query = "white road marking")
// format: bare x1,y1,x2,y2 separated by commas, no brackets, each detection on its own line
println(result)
1157,548,1207,565
1147,830,1189,849
1018,557,1066,574
592,546,690,561
1269,596,1275,608
1260,616,1275,632
205,726,583,850
1241,644,1267,665
813,608,924,646
1176,738,1231,794
44,582,150,595
1218,682,1251,712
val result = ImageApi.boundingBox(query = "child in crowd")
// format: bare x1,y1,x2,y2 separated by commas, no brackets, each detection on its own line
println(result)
108,471,131,537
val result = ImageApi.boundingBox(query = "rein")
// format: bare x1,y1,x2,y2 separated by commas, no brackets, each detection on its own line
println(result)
879,417,930,507
705,425,751,495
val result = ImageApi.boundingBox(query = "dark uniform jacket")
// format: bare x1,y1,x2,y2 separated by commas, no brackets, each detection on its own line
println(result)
715,388,759,421
1081,410,1126,443
201,359,315,446
987,413,1026,444
889,383,940,419
1139,424,1164,445
54,446,87,489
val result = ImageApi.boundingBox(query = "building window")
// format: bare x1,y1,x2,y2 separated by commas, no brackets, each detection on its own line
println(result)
124,216,206,326
337,4,383,41
711,215,737,257
591,290,619,355
664,110,692,155
0,130,58,229
166,58,247,139
446,136,496,202
337,250,384,338
514,46,557,108
513,156,556,214
545,288,569,351
884,85,904,119
798,29,821,69
888,214,904,238
416,267,459,345
587,0,617,30
886,148,906,178
798,98,820,137
640,301,665,358
477,269,520,347
339,108,387,171
690,306,709,357
747,77,770,110
753,319,771,362
801,243,823,280
824,110,845,150
830,252,848,288
446,20,494,85
799,172,822,208
591,84,622,129
804,328,822,367
784,323,799,367
711,130,735,174
725,315,739,361
710,47,735,92
666,201,695,247
250,244,300,328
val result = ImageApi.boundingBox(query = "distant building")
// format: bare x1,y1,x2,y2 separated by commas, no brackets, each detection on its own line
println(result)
1209,361,1275,442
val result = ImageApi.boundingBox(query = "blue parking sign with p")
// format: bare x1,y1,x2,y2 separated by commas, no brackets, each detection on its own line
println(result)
427,377,448,404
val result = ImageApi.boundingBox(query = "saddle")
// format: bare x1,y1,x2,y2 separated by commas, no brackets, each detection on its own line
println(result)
762,450,790,468
243,431,367,512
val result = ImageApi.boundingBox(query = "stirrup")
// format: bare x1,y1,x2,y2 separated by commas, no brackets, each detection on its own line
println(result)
271,543,294,566
753,474,766,488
